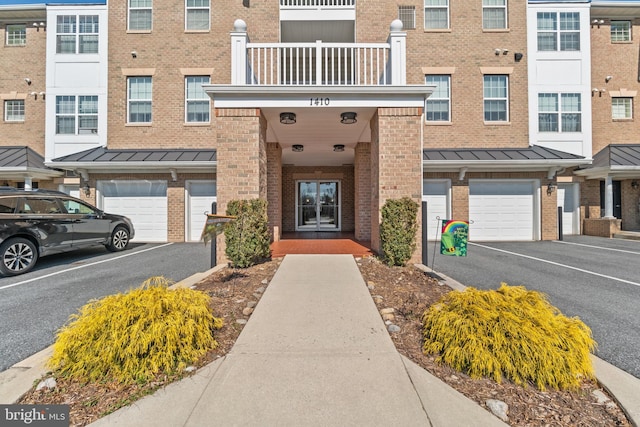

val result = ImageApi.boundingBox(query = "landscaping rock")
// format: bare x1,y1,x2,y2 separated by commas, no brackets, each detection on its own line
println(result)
256,286,266,293
36,377,57,391
252,293,262,299
184,366,197,373
242,307,254,316
387,324,401,333
486,399,509,422
367,281,375,290
235,319,248,325
246,301,257,309
380,307,395,315
382,313,395,321
261,279,268,285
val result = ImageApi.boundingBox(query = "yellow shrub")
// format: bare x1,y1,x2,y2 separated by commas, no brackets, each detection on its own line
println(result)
49,276,223,384
422,283,596,390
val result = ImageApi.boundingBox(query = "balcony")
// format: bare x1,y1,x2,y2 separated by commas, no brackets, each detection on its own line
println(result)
231,20,406,86
279,0,355,8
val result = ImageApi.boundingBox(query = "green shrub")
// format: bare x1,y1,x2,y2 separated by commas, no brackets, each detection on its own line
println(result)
225,199,271,268
422,283,596,391
380,197,419,266
48,277,222,384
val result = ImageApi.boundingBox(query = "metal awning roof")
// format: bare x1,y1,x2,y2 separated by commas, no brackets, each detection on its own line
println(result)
0,146,63,179
574,144,640,179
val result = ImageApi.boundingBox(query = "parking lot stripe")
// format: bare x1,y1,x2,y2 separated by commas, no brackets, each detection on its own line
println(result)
0,243,174,291
471,243,640,288
554,240,640,255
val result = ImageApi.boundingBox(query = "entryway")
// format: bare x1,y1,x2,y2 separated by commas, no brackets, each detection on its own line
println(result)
296,180,340,231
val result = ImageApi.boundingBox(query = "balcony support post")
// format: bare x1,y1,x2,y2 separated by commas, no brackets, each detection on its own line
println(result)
388,19,407,85
231,19,249,85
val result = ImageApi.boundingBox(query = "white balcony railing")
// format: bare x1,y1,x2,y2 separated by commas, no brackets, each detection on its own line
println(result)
231,20,406,86
279,0,355,7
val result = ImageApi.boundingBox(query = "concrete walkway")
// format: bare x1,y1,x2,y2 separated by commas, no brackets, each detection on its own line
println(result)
90,255,507,426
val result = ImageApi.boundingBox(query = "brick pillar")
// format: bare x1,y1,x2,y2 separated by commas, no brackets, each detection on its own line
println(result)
371,107,423,263
355,142,372,242
541,179,559,240
267,142,282,241
215,108,267,263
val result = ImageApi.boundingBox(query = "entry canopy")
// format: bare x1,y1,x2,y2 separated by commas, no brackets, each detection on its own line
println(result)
574,144,640,180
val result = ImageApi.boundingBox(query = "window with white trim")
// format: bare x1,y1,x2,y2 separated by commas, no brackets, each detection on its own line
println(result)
537,12,580,51
612,97,632,119
186,0,210,31
611,21,631,42
483,0,507,30
6,24,26,46
128,76,152,123
538,93,581,132
129,0,152,31
185,76,210,123
425,75,450,122
56,15,99,54
483,75,508,122
398,6,416,30
55,95,98,134
4,100,25,122
424,0,449,30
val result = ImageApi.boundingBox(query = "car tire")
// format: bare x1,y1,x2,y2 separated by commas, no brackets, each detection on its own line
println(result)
106,226,130,252
0,237,38,276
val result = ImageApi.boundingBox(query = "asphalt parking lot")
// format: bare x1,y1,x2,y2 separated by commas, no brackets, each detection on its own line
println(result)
427,235,640,379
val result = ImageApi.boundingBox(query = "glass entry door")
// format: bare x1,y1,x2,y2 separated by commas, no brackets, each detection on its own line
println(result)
296,181,340,231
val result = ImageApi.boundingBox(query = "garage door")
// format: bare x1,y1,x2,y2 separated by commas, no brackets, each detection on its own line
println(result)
99,180,168,242
186,180,216,242
469,181,536,241
558,183,579,235
423,180,450,240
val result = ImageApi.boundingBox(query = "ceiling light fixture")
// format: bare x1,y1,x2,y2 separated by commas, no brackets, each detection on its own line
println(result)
340,112,357,124
292,144,304,152
280,112,296,125
333,144,345,152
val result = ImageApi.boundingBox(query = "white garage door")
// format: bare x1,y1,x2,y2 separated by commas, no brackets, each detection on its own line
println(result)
186,180,216,242
423,180,450,240
558,183,579,235
99,180,168,242
469,181,536,241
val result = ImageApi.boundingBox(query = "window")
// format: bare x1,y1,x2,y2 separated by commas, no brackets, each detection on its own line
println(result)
538,93,581,132
56,15,99,54
4,100,25,122
424,0,449,30
425,75,450,122
185,76,210,123
537,12,580,51
612,97,632,119
6,24,26,46
398,6,416,30
186,0,209,30
483,75,508,122
129,0,152,31
128,77,152,123
55,95,99,134
611,21,631,42
483,0,507,30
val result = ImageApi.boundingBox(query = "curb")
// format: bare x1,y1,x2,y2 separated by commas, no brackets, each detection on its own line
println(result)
0,265,226,405
415,263,640,427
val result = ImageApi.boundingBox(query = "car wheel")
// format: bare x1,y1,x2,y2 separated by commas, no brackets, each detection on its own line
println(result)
106,226,130,252
0,238,38,276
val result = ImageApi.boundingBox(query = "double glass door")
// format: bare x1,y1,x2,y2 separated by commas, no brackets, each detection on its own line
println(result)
296,181,340,231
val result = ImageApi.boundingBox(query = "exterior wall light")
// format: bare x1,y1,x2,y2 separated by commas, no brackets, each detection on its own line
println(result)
340,112,357,124
333,144,345,152
632,181,639,190
292,144,304,152
547,182,557,195
83,183,91,196
280,112,296,124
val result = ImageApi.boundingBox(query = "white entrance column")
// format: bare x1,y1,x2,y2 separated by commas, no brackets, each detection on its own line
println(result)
230,19,248,85
604,175,614,218
23,176,33,191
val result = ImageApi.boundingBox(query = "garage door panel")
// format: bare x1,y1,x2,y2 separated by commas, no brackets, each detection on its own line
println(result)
423,180,450,240
187,181,216,242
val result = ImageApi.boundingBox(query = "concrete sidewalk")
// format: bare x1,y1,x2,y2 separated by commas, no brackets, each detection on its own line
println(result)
90,255,507,426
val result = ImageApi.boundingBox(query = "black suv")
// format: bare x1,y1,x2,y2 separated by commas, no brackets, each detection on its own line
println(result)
0,188,135,276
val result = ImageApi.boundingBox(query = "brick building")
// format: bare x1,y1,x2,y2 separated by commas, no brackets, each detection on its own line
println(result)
1,0,639,263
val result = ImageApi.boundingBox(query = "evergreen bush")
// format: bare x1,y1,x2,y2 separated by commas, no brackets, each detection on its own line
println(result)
225,199,271,268
48,276,222,384
380,197,419,266
422,283,596,391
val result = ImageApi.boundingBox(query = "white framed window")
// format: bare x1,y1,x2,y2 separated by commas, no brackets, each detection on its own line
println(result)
611,21,631,42
4,100,25,122
129,0,152,31
612,97,632,119
186,0,210,31
537,12,580,51
6,24,26,46
127,76,152,123
483,75,508,122
425,75,450,122
185,76,210,123
56,15,99,54
424,0,449,30
483,0,507,30
538,93,581,132
55,95,98,134
398,5,416,30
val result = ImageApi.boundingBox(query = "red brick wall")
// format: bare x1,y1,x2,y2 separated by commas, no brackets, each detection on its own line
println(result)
267,142,283,239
